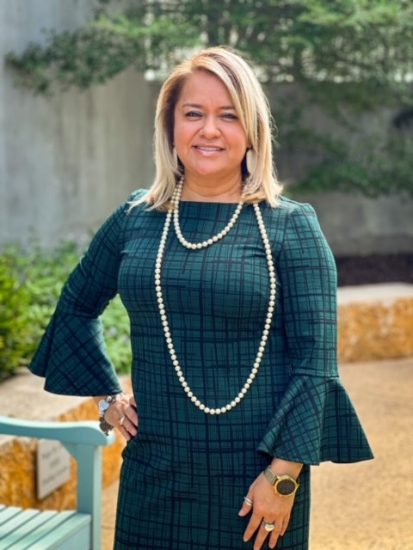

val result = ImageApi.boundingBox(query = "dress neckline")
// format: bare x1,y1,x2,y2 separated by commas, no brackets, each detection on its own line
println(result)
179,200,241,206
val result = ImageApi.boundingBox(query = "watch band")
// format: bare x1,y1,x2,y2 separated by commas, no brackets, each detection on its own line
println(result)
98,394,123,436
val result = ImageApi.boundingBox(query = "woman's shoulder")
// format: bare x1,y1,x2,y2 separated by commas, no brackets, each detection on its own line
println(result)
277,195,315,214
127,187,149,204
115,188,151,218
263,194,317,221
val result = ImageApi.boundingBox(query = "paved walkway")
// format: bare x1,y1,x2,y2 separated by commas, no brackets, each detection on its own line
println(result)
102,357,413,549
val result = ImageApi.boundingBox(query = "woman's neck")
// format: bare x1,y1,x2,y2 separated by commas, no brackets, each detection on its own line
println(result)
180,174,243,203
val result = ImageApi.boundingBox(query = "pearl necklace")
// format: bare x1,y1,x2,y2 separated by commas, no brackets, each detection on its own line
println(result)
173,181,244,249
154,184,277,415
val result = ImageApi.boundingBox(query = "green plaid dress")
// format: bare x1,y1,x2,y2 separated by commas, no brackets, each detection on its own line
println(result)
30,191,373,549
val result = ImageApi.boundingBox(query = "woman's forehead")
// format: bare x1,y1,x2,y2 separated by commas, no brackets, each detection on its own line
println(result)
176,70,235,108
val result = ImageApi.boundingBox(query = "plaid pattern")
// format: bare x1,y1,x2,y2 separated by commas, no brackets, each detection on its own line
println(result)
30,192,373,549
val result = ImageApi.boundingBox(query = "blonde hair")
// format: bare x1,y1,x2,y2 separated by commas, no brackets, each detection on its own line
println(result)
133,46,283,210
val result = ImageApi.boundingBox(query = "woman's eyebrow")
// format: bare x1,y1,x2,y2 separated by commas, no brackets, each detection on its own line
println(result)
182,102,236,110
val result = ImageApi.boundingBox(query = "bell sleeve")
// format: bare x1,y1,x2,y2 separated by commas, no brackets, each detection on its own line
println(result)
29,191,143,397
257,203,374,465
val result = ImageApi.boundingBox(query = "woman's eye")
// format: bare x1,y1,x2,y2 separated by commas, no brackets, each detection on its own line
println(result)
222,113,238,120
185,111,202,118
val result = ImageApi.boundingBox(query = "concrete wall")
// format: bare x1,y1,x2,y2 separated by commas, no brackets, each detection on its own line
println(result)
267,85,413,256
0,0,412,255
294,191,413,256
0,0,156,247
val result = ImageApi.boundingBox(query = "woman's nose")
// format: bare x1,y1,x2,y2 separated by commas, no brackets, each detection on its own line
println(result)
201,116,220,137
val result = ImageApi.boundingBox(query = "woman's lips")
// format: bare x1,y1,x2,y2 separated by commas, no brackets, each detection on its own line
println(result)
193,146,224,156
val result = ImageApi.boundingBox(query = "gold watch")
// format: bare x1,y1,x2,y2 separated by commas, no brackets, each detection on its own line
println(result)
263,466,300,497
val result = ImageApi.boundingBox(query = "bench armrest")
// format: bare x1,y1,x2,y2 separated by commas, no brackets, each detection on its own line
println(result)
0,415,115,446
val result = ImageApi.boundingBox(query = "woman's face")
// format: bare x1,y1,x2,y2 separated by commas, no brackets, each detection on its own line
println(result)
173,70,249,184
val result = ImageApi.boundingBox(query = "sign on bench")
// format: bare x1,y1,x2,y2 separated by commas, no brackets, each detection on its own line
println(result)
37,439,71,499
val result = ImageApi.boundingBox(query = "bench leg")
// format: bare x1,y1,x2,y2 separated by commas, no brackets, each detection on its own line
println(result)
64,443,102,550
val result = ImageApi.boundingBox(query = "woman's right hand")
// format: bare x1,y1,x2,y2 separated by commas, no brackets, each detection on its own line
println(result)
105,394,139,441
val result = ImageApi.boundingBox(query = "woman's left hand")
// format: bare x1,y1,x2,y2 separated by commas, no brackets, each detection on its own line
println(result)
104,393,139,441
238,471,296,550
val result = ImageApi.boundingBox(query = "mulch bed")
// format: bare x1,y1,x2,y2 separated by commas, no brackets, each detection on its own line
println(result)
336,254,413,286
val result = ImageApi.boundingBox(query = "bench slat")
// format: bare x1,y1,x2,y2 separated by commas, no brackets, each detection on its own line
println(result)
0,509,40,541
2,510,57,549
0,508,91,550
11,511,78,550
0,507,23,527
28,513,91,550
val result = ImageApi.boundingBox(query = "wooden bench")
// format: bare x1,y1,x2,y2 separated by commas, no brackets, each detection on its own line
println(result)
0,415,115,549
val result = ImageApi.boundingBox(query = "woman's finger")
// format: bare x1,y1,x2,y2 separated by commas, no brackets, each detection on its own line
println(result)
251,522,270,550
125,404,139,428
253,519,282,550
243,510,263,543
120,415,138,437
238,495,253,517
117,425,131,441
279,514,290,537
268,521,283,549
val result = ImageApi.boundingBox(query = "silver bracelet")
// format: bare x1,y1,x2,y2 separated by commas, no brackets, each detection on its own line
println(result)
98,394,123,436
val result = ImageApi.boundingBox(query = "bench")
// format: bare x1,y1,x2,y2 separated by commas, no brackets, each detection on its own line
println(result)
0,415,115,549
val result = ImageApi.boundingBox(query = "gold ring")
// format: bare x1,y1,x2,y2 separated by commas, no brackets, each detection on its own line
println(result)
119,415,126,426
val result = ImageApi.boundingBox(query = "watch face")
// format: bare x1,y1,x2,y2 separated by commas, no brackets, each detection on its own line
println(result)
277,478,296,496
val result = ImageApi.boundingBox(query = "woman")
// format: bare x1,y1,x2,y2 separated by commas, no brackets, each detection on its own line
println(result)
30,47,373,549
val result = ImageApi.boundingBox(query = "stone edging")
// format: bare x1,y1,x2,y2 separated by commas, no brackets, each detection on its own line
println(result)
338,283,413,362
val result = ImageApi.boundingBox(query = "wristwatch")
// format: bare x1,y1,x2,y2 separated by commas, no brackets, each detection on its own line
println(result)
98,394,122,436
263,466,300,497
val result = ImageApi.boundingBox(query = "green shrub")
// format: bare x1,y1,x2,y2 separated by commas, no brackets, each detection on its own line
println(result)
0,249,32,381
0,241,131,382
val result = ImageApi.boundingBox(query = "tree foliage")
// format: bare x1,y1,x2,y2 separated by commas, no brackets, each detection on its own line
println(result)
6,0,413,99
5,0,413,196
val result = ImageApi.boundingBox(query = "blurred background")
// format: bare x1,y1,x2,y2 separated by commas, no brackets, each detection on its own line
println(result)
2,0,412,379
0,1,412,548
